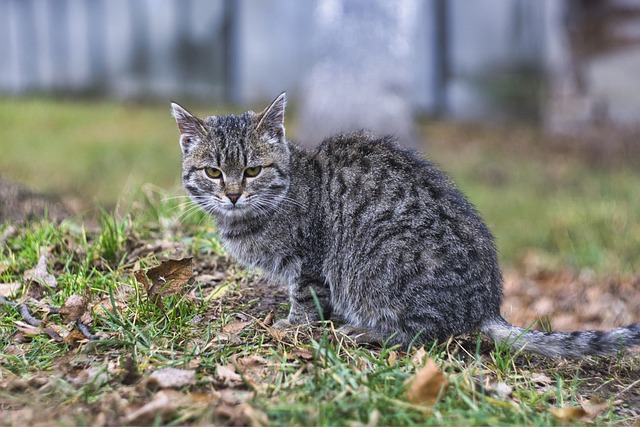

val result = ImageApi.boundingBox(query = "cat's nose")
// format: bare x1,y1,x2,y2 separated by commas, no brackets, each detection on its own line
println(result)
227,193,241,204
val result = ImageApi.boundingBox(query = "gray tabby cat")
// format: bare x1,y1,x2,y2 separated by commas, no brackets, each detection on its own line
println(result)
172,93,639,358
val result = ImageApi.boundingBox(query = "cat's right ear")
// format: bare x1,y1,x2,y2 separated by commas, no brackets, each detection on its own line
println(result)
171,102,206,154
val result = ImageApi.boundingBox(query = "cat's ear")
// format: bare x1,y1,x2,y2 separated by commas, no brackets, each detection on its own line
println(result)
256,92,286,142
171,102,206,153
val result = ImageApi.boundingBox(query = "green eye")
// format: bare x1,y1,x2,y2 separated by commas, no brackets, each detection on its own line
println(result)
244,166,262,178
204,167,222,179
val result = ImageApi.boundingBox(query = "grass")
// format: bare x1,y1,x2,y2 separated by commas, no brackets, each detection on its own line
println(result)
1,193,639,426
2,97,640,272
0,97,639,425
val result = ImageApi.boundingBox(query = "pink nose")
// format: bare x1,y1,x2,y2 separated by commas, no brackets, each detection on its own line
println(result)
227,193,241,204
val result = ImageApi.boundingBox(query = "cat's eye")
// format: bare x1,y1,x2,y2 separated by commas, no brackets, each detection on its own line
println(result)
204,167,223,179
244,166,262,178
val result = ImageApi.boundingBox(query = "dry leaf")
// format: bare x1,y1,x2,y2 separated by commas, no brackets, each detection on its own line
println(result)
59,294,88,322
411,346,428,366
388,350,398,367
23,250,57,298
216,402,269,427
0,282,20,297
147,367,196,390
486,381,513,399
287,348,314,361
64,329,89,347
14,320,43,337
223,320,253,335
263,310,275,326
405,358,448,406
134,258,193,308
124,390,178,425
549,406,587,421
216,364,242,387
580,397,621,421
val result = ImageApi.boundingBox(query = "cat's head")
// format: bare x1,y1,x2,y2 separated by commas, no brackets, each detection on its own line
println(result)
171,93,291,220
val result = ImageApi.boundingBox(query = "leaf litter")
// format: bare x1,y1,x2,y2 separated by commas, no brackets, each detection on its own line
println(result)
1,219,639,426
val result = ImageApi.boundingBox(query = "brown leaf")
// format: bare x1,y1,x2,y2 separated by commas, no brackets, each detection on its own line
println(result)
223,320,253,336
216,364,242,387
215,402,269,427
0,282,20,297
405,358,448,406
64,329,89,347
580,397,622,421
287,348,314,361
14,320,43,337
549,406,587,421
411,346,428,366
134,258,193,308
59,294,88,322
124,390,178,425
147,367,196,390
263,310,275,326
23,250,57,298
388,350,398,367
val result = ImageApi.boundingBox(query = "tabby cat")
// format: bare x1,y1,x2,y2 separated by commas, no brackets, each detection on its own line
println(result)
172,93,639,358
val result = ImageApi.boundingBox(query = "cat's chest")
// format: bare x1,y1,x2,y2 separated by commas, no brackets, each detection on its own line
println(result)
222,235,301,284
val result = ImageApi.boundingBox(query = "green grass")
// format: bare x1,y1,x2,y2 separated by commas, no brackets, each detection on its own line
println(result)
421,122,640,273
1,97,639,425
0,97,231,204
1,196,639,426
2,97,640,273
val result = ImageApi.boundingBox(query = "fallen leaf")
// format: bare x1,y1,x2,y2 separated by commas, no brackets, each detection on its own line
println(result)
405,358,448,406
530,372,553,384
232,355,270,391
124,390,178,425
0,282,20,297
59,294,88,323
411,346,428,366
216,364,242,387
14,320,43,337
223,320,253,336
486,381,513,399
147,367,196,390
215,402,269,427
580,397,622,421
64,329,88,347
287,348,314,361
134,258,193,308
263,310,275,326
23,250,57,298
549,406,587,421
388,350,398,367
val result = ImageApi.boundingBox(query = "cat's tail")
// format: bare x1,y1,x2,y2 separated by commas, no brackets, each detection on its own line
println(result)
480,316,640,358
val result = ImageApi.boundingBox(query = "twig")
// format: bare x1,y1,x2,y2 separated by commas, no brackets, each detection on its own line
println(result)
0,296,17,308
17,304,42,326
76,321,100,341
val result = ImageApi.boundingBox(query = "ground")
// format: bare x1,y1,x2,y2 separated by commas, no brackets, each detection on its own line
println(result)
0,99,639,425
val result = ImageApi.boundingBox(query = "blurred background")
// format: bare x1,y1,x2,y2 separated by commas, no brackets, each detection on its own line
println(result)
1,0,640,274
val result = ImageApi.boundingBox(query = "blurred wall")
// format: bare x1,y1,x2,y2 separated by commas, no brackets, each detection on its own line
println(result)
1,0,639,127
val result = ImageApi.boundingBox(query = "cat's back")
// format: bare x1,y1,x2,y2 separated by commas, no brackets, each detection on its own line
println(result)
313,130,468,213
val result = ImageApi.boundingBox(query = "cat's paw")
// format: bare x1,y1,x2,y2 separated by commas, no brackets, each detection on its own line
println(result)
337,324,383,345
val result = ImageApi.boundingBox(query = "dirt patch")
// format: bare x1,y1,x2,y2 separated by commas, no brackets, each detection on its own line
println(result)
0,179,73,223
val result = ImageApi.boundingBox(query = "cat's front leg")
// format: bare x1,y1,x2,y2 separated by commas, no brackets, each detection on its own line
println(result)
273,271,331,328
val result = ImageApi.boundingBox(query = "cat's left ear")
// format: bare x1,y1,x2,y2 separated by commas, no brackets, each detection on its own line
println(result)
171,102,206,154
257,92,286,142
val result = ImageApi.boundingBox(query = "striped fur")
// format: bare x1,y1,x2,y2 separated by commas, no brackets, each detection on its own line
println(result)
172,93,639,358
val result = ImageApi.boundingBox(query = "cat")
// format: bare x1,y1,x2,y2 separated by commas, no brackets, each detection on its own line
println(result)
172,93,640,358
